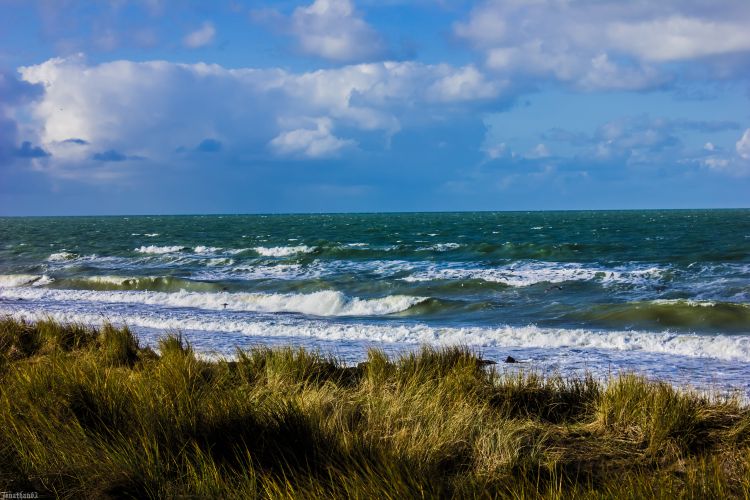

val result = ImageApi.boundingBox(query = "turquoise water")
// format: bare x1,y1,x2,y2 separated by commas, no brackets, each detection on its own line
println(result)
1,210,749,393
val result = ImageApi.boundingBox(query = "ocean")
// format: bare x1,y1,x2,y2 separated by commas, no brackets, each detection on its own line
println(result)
1,210,749,394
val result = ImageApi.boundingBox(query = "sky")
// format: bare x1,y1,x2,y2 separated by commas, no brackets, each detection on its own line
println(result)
0,0,749,215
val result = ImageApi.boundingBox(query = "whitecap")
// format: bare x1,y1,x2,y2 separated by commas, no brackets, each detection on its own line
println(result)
194,246,222,254
135,245,185,254
253,245,316,257
417,243,462,252
403,261,666,287
0,287,427,317
0,274,51,287
47,251,77,262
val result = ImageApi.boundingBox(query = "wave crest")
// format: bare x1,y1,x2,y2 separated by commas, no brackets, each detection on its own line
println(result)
253,245,316,257
0,274,54,288
0,287,427,317
135,245,185,254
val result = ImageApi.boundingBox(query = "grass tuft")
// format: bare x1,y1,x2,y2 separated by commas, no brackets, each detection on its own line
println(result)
0,316,749,498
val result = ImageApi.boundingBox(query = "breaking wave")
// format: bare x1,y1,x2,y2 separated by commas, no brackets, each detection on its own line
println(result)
253,245,316,257
0,287,428,317
135,245,185,254
3,307,749,362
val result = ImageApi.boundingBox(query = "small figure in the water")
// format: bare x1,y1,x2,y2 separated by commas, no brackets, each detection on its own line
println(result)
222,303,228,309
544,285,563,292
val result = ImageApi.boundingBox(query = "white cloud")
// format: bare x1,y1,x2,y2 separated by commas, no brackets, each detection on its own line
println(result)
16,56,505,178
688,128,750,176
701,157,730,170
527,143,550,159
183,22,215,48
482,142,507,160
456,0,750,89
737,129,750,160
270,117,354,157
608,16,750,62
273,0,384,62
426,65,502,102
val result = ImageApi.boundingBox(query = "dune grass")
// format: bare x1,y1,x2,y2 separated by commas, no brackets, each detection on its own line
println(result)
1,316,749,498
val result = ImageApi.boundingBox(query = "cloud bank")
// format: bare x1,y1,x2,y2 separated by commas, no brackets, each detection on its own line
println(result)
455,0,750,89
15,56,502,179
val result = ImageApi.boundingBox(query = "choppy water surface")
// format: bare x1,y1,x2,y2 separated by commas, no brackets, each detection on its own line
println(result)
1,210,749,394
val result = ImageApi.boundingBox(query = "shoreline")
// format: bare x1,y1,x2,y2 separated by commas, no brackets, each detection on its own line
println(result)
2,316,749,497
4,305,750,401
4,305,750,400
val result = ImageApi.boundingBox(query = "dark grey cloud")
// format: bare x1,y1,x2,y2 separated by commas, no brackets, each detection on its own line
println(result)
0,69,43,105
195,138,222,153
0,69,45,165
92,149,143,162
15,141,50,158
62,138,89,145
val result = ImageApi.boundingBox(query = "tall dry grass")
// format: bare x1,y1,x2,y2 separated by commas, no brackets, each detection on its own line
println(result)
0,316,749,498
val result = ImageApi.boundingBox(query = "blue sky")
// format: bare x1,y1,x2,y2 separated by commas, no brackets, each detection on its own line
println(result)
1,0,749,215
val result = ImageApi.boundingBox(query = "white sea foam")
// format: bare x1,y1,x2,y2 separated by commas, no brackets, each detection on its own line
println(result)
403,261,666,287
215,263,310,280
206,258,235,267
135,245,185,254
0,287,427,317
144,233,160,237
403,262,599,286
253,245,316,257
194,246,222,254
195,259,419,282
422,243,462,252
47,251,77,262
650,299,745,308
0,274,53,287
3,305,750,363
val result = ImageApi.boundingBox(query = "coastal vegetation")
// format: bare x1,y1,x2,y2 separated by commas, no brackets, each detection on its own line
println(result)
1,316,749,498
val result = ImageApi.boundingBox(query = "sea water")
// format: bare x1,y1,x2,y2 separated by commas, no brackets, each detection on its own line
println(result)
1,210,749,394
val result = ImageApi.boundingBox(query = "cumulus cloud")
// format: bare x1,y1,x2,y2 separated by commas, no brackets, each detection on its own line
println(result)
183,22,215,48
255,0,385,62
524,116,750,176
737,129,750,160
14,56,504,179
608,16,750,62
456,0,750,89
543,117,742,163
270,117,354,157
426,65,502,102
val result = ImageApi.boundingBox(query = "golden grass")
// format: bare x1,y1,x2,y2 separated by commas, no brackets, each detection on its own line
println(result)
1,316,749,498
